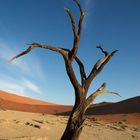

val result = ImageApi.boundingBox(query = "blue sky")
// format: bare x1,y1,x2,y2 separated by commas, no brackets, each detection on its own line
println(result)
0,0,140,105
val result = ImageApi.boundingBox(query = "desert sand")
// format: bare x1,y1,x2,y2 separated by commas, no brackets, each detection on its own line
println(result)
0,110,140,140
0,90,140,139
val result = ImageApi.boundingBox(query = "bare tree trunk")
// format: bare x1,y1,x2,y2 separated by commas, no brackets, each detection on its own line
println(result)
61,89,86,140
60,110,84,140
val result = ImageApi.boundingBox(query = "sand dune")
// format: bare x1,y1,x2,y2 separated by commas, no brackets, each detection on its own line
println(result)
59,96,140,125
0,90,72,114
59,96,140,115
0,90,55,105
87,96,140,115
0,90,140,126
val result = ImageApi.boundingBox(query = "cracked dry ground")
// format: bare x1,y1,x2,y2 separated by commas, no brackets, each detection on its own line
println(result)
0,110,140,140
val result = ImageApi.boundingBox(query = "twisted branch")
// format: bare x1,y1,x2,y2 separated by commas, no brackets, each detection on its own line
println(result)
61,48,86,86
74,0,85,36
96,44,109,56
8,43,67,63
66,0,85,62
86,45,118,89
86,83,106,105
85,83,120,108
65,8,77,38
74,0,83,14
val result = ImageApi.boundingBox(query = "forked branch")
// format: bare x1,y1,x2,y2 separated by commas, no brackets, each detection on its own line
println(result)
86,45,118,89
85,83,120,108
74,0,83,14
65,8,77,38
74,0,85,36
96,44,109,56
8,43,67,63
66,0,85,62
61,48,86,85
85,83,106,107
8,45,34,63
75,57,86,85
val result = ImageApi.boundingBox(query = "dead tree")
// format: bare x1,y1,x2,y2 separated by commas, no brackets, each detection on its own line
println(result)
8,0,119,140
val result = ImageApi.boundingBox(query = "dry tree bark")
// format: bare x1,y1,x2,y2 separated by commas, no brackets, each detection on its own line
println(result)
8,0,119,140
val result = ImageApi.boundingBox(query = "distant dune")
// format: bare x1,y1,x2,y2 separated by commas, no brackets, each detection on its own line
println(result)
0,90,55,105
0,90,72,114
58,96,140,125
0,90,140,125
87,96,140,115
59,96,140,116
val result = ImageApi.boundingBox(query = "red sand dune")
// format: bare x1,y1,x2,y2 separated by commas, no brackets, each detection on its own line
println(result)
58,96,140,115
0,90,140,125
0,90,72,114
59,96,140,125
86,96,140,115
0,90,55,105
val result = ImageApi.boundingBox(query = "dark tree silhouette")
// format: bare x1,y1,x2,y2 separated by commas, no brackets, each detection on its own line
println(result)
8,0,119,140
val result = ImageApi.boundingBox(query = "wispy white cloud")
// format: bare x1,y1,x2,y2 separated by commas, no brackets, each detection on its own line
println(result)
0,41,45,97
0,42,31,74
0,81,25,96
0,42,45,80
0,76,42,97
22,78,42,94
82,0,93,29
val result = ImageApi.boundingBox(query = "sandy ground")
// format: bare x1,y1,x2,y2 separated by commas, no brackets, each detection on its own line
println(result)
87,113,140,126
0,110,140,140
